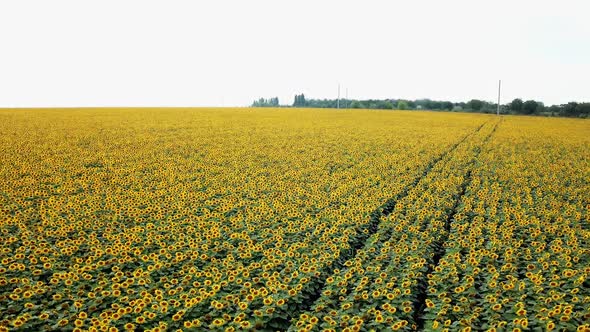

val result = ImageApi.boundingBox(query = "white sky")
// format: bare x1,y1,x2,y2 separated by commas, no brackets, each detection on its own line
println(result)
1,0,589,107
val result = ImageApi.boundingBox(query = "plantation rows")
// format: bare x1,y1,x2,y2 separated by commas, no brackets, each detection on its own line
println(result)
422,119,590,331
0,109,588,331
292,117,590,331
293,120,500,331
0,109,484,331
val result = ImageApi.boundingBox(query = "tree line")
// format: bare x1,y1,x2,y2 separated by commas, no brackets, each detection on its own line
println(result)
251,97,279,107
252,95,590,118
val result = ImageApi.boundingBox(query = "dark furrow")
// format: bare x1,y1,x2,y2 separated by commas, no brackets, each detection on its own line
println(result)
412,169,473,330
283,121,490,329
466,224,489,332
413,120,500,330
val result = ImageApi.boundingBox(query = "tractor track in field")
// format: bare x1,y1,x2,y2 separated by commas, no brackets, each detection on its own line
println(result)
284,121,490,329
412,119,500,331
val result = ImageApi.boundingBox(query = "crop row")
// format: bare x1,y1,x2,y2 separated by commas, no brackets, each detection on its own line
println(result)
292,120,500,331
423,117,590,331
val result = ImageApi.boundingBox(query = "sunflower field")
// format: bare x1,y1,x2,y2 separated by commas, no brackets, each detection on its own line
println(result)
0,108,588,332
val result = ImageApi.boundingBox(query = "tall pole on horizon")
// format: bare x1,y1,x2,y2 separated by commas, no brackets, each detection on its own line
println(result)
346,88,348,108
497,80,501,116
337,84,341,109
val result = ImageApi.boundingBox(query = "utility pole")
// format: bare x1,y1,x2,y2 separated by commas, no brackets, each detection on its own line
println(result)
337,84,340,109
497,80,501,116
346,88,348,108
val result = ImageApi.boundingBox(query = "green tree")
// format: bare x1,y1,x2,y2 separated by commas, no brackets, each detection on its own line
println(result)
561,102,578,116
576,103,590,117
397,101,409,110
350,100,363,109
293,94,306,107
548,105,561,116
467,99,484,111
522,100,538,114
252,97,279,107
381,100,394,109
510,98,523,113
441,101,454,110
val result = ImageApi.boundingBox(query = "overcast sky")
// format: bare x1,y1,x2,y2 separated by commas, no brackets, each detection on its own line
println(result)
1,0,589,107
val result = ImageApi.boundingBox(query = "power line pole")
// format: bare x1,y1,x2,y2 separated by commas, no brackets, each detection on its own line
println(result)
346,88,348,108
497,80,501,116
337,84,340,109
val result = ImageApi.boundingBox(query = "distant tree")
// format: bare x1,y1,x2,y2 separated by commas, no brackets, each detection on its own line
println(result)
510,98,523,113
414,99,429,109
366,101,377,109
293,95,299,107
420,99,445,110
576,103,590,117
480,101,496,113
293,94,306,107
522,100,538,114
252,97,279,107
397,101,409,110
438,101,451,110
430,101,442,110
350,100,363,109
380,100,394,109
252,98,265,107
561,102,579,116
254,93,581,117
467,99,484,111
548,105,561,116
